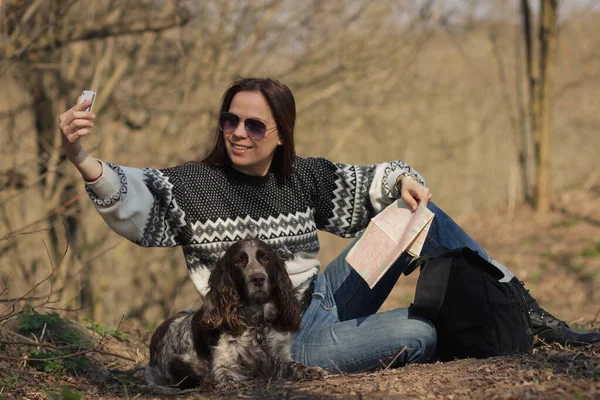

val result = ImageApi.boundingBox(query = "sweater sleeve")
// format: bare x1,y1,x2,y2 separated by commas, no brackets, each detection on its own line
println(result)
308,158,426,238
85,161,188,247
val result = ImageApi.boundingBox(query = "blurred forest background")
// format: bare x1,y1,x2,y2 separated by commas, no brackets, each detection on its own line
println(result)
1,0,599,327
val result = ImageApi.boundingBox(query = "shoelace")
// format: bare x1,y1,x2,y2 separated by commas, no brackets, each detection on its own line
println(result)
530,308,569,328
517,280,570,329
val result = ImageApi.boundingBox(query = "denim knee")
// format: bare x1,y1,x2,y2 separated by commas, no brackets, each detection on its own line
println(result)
400,317,438,365
413,321,437,364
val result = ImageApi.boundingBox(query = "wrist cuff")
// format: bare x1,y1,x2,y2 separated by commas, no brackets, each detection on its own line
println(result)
85,161,122,199
84,160,104,183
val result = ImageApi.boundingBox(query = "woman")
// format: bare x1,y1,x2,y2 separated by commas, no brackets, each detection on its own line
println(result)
59,78,599,372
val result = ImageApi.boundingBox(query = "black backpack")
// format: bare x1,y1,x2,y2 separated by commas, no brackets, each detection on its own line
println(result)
406,247,533,361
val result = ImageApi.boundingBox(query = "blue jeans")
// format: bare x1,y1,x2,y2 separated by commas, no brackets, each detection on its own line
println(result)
291,202,515,372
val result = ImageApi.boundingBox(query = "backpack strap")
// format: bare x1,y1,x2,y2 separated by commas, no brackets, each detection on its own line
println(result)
404,246,453,276
408,247,505,319
409,253,454,319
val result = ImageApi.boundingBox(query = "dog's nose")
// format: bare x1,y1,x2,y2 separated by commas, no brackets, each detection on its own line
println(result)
250,273,267,288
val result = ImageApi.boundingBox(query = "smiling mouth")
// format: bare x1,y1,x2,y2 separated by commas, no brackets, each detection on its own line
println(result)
231,143,252,150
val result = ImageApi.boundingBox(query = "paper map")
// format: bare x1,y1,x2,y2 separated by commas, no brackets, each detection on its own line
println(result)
345,199,435,288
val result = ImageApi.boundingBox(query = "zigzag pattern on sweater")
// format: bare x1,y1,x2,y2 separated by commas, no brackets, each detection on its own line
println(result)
182,230,320,270
323,163,375,236
139,168,187,247
188,207,318,245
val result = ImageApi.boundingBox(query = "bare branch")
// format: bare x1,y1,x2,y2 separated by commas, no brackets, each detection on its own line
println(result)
0,315,133,363
0,223,69,321
2,2,190,64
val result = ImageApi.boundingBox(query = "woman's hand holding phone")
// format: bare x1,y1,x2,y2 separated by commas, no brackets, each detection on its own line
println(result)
59,91,96,154
58,91,103,180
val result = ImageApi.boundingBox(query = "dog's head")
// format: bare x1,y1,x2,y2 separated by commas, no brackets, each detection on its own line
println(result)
203,239,301,336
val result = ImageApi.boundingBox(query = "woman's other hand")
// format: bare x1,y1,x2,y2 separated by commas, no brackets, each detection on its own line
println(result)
400,177,432,211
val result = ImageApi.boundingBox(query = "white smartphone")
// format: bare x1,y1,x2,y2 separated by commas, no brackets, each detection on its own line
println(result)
78,90,96,112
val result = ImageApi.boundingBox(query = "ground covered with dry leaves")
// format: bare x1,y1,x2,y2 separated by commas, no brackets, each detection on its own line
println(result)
1,325,599,399
1,184,599,399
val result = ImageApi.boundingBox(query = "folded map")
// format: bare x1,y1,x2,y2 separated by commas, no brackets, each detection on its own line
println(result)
345,199,435,288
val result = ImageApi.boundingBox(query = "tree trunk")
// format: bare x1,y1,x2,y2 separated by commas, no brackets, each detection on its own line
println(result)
520,0,537,204
535,0,558,213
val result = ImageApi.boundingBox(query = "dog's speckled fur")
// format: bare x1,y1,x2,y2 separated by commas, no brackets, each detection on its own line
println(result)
145,239,325,390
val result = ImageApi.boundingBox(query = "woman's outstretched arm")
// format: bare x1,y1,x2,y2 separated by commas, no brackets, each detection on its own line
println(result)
58,97,188,248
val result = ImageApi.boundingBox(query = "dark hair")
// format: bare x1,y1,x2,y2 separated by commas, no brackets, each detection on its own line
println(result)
201,78,296,178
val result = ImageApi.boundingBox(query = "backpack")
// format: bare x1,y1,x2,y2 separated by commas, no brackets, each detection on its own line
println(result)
406,247,533,361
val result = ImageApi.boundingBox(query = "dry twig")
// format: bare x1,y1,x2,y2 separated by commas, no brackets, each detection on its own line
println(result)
0,315,134,363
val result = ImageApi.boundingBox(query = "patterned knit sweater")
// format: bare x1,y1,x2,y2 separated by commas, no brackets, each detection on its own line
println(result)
85,157,425,298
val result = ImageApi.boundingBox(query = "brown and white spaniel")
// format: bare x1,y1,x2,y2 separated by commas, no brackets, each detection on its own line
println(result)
145,238,325,390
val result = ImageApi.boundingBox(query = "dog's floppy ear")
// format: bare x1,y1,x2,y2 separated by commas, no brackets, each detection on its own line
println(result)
202,257,244,336
271,253,302,332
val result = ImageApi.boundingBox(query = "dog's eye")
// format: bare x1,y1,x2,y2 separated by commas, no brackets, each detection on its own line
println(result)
233,253,248,268
259,255,269,264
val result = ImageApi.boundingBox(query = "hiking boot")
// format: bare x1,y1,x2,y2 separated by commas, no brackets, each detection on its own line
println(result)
510,278,600,345
529,308,600,344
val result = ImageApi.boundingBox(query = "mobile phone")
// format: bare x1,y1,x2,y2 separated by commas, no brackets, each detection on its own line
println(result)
78,90,96,112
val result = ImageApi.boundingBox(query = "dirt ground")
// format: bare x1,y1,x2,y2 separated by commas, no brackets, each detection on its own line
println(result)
1,184,599,399
1,325,599,399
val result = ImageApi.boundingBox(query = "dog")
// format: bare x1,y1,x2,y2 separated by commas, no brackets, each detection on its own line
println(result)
145,238,325,390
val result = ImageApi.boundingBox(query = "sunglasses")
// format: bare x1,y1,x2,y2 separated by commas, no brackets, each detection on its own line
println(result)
218,112,277,141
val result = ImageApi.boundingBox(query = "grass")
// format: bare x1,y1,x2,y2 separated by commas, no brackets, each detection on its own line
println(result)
528,271,545,283
18,308,92,347
83,318,126,340
46,386,83,400
1,375,19,389
551,218,580,228
144,321,158,331
17,307,63,332
27,349,89,373
578,269,599,283
16,308,91,374
569,262,586,273
28,350,65,373
581,242,600,258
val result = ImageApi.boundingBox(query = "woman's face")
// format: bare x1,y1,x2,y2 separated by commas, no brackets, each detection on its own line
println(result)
224,91,282,176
